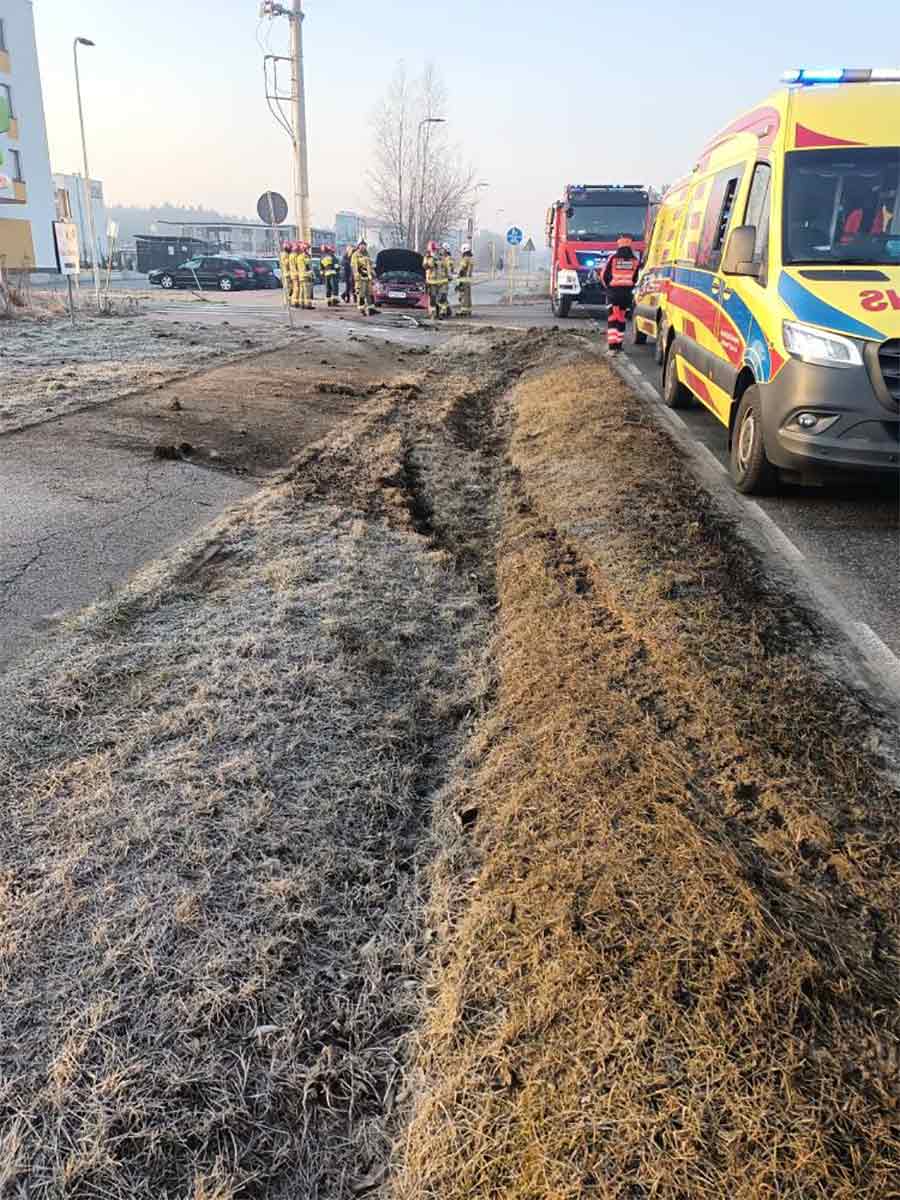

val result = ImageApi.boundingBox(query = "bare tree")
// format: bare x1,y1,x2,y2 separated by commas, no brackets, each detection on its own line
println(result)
368,62,477,251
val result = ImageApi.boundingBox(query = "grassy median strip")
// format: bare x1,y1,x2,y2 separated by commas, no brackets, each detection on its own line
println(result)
397,360,900,1199
3,333,897,1198
0,328,585,1198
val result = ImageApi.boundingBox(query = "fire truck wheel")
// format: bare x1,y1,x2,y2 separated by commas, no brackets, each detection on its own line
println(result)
629,319,647,346
552,294,572,318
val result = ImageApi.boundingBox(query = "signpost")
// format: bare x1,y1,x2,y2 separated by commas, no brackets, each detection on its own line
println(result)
506,226,524,305
257,189,288,253
257,190,291,326
105,220,120,295
522,236,536,282
53,221,81,324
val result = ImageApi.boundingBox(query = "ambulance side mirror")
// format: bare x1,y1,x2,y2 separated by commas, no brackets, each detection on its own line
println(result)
721,226,760,276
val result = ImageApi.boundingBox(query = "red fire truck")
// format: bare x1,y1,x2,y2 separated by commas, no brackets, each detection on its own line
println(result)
547,184,653,317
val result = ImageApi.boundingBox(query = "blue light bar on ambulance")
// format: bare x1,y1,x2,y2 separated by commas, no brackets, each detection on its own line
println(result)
783,67,900,84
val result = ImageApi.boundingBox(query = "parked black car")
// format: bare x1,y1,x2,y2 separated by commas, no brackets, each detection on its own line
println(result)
242,257,281,289
148,255,255,292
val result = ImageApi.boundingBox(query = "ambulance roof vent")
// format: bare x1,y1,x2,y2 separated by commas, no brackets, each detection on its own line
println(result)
782,67,900,85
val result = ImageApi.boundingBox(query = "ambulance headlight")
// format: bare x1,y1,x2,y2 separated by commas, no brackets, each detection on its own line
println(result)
782,321,863,368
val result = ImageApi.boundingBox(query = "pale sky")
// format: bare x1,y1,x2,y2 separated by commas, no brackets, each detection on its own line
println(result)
35,0,899,242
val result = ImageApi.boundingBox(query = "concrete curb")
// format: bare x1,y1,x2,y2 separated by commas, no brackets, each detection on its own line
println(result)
608,352,900,715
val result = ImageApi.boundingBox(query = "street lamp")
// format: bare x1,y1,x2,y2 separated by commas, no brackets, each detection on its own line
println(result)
414,116,445,252
73,37,101,311
468,180,488,259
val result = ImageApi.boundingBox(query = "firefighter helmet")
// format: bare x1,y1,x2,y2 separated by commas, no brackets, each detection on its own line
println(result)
461,243,472,254
427,240,439,253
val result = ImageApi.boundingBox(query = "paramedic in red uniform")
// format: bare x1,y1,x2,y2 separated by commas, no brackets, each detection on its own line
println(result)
601,234,640,352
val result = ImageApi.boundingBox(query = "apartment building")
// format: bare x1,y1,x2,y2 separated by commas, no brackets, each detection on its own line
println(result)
0,0,56,269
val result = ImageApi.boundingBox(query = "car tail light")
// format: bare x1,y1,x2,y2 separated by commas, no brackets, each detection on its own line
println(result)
234,269,246,277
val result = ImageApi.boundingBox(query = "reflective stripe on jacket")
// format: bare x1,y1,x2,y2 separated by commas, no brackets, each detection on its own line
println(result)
351,250,374,280
603,252,639,290
321,253,338,276
423,254,447,286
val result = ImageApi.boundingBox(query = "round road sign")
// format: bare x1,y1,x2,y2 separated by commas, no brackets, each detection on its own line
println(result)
257,190,288,226
506,226,524,246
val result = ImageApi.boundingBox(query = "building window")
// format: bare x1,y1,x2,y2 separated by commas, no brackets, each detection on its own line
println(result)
9,149,23,182
0,84,12,119
0,19,7,53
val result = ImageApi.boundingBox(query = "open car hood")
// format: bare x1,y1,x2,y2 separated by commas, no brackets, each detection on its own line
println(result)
375,248,424,277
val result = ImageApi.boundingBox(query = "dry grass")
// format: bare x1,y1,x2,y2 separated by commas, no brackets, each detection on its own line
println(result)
396,360,900,1199
0,328,575,1198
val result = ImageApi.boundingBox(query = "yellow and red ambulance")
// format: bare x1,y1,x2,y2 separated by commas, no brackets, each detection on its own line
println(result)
634,68,900,492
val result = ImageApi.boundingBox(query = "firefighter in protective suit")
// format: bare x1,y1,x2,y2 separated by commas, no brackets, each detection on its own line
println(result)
288,242,303,308
279,241,293,306
351,240,377,315
456,243,473,316
296,241,315,309
601,234,640,352
320,244,340,306
423,241,450,318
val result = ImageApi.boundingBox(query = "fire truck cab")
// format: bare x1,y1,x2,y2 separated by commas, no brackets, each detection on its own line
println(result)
547,184,652,317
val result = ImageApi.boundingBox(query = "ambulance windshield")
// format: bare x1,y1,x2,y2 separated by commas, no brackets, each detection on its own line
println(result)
565,205,648,242
784,147,900,265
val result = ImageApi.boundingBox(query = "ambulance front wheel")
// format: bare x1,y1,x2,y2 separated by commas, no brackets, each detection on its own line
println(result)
730,387,777,495
629,319,647,346
552,293,572,318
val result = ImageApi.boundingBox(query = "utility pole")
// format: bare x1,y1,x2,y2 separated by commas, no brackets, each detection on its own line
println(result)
260,1,310,243
289,0,309,243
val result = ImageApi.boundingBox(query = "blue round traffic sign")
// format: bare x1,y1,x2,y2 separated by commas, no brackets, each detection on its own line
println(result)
506,226,524,246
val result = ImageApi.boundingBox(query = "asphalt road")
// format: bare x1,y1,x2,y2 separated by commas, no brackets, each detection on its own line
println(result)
0,436,253,670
